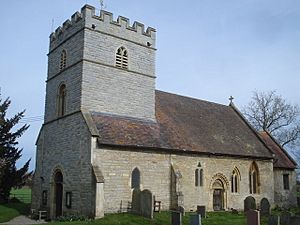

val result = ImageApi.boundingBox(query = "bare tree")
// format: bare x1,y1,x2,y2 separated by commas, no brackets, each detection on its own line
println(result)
243,90,300,147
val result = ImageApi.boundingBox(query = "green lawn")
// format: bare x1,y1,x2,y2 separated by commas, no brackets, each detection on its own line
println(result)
35,211,269,225
0,202,30,223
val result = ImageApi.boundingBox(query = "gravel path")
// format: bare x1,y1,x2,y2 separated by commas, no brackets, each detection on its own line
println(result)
0,215,47,225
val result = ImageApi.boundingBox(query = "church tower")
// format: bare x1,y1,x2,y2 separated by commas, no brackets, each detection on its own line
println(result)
45,5,156,123
32,5,156,218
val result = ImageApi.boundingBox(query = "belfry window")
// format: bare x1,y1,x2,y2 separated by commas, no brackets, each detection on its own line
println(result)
60,50,67,70
116,47,128,69
249,162,259,194
58,84,66,117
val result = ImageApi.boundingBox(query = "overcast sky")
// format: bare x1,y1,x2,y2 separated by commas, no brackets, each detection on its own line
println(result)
0,0,299,170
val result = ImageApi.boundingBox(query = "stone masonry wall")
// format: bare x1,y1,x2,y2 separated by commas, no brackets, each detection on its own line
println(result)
81,8,156,121
273,169,297,208
93,146,274,213
81,61,156,121
32,113,93,218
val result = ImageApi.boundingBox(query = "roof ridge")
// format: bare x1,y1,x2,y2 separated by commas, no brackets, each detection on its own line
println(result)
155,89,229,108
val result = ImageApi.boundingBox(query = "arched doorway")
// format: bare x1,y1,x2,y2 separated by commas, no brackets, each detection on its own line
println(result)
212,179,225,211
54,171,63,217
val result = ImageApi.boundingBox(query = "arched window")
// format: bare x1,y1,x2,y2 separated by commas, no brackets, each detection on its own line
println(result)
195,166,203,187
249,162,259,194
58,84,66,117
231,167,240,193
60,50,67,70
131,167,140,189
115,47,128,69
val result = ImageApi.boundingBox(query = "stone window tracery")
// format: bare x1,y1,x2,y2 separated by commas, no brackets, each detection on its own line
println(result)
231,167,240,193
249,162,260,194
195,164,203,187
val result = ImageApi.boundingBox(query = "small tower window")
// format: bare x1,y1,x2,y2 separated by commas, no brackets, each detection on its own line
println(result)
60,50,67,70
116,47,128,69
58,84,66,117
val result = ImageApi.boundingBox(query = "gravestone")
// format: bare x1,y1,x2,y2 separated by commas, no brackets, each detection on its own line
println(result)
171,211,182,225
290,216,300,225
190,214,201,225
281,212,291,225
268,215,280,225
260,198,271,216
196,205,206,218
244,196,256,212
140,189,153,219
246,210,260,225
178,206,185,216
297,197,300,207
131,188,141,214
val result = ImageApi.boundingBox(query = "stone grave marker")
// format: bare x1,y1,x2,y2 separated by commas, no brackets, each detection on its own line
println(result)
268,215,280,225
171,211,182,225
140,189,153,219
260,198,271,216
196,205,206,218
246,209,260,225
244,196,256,212
281,212,291,225
290,216,300,225
131,188,141,214
190,214,201,225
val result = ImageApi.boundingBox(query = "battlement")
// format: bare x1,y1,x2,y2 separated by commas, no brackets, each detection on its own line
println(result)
49,5,156,50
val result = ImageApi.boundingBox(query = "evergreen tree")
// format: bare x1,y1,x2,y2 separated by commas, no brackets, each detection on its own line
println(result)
0,96,31,201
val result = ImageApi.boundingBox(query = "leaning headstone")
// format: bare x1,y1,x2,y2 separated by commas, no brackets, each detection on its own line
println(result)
281,211,291,225
290,216,300,225
246,210,260,225
196,205,206,218
244,196,256,212
260,198,271,216
171,211,182,225
190,214,201,225
140,189,153,219
131,188,141,214
268,215,280,225
178,206,185,216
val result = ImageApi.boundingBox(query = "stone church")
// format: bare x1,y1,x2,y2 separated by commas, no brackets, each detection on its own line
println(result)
32,5,297,219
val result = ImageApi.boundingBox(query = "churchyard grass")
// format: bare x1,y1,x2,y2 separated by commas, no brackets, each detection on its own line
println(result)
0,202,30,223
36,211,269,225
0,187,31,222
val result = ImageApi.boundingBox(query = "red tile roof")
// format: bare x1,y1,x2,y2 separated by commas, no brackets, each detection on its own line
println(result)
259,131,297,169
91,90,273,159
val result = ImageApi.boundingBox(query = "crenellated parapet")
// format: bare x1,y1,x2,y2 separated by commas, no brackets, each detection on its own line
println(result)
49,4,156,51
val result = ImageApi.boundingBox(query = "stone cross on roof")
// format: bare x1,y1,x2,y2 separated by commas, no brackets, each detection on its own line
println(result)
229,96,234,104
